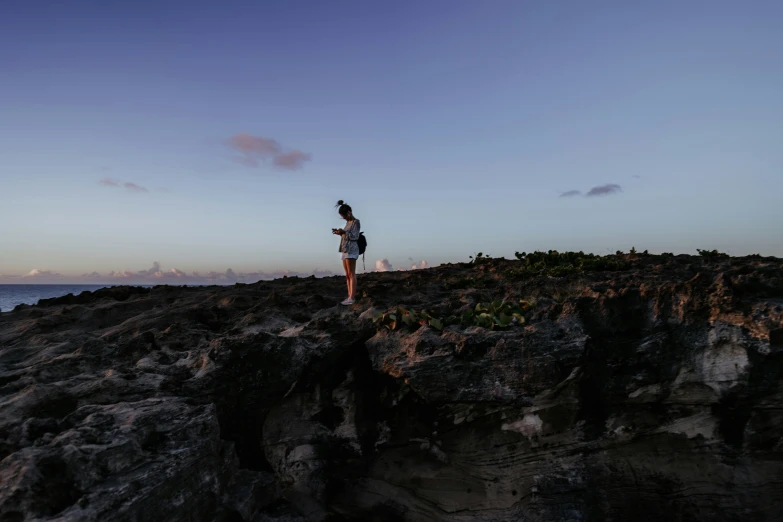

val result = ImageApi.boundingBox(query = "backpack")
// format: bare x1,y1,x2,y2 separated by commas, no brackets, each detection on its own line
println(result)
357,233,367,270
357,232,367,256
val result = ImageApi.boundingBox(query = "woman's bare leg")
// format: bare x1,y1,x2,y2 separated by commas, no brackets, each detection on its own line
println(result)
348,258,358,299
342,259,352,299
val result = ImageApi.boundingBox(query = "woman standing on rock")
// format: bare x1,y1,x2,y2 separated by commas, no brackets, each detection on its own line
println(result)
333,200,360,305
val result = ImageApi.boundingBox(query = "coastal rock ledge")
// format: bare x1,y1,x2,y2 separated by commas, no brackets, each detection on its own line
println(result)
1,254,783,521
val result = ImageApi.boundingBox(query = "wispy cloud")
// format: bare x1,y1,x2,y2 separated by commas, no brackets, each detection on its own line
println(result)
123,182,149,193
226,133,312,171
98,177,150,193
559,190,581,198
273,150,312,170
98,177,121,187
227,133,281,157
410,260,428,270
586,184,622,197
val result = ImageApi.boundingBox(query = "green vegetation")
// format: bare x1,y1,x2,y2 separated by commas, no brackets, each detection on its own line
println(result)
373,299,532,332
466,299,529,328
445,276,491,290
513,250,631,276
468,252,493,264
697,249,729,258
459,249,737,279
373,308,445,331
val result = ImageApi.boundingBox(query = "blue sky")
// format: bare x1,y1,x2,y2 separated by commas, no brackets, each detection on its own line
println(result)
1,0,781,284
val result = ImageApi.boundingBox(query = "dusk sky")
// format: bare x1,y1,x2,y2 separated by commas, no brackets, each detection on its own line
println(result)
1,1,782,284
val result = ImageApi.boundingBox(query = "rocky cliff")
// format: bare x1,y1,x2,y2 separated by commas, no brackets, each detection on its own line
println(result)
1,253,782,521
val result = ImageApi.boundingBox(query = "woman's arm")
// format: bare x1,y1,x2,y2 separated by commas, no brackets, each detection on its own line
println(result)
346,220,360,241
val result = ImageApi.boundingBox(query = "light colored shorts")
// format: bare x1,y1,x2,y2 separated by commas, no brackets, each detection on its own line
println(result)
341,253,359,260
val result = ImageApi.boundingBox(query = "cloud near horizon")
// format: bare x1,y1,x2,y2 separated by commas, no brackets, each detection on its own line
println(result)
4,259,432,284
26,269,63,279
226,133,312,171
98,177,150,193
0,268,68,284
1,262,336,285
375,259,393,272
375,259,430,272
410,260,428,270
559,190,581,198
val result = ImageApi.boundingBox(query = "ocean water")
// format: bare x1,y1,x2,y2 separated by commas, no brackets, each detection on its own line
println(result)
0,284,113,313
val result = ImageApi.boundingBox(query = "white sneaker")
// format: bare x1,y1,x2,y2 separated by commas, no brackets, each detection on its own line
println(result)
341,298,355,306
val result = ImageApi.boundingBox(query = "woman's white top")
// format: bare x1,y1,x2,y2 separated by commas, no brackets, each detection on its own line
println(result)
339,219,361,256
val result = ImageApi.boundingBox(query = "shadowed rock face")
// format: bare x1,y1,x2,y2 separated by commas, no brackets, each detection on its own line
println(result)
1,255,782,521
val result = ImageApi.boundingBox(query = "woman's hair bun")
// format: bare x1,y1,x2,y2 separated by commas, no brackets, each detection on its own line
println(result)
337,200,344,206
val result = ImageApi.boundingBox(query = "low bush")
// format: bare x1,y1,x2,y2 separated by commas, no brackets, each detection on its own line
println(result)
373,299,533,332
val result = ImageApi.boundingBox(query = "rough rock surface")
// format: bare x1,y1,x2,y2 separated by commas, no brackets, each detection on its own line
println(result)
1,254,782,521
